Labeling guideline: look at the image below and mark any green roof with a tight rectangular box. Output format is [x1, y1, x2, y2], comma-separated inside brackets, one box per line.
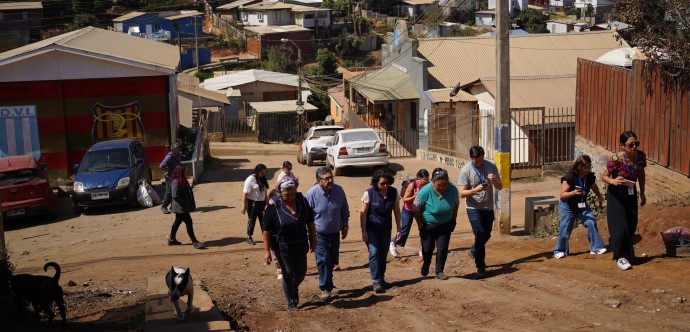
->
[349, 66, 419, 102]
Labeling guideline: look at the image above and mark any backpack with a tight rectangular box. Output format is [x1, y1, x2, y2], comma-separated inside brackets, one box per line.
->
[400, 179, 417, 198]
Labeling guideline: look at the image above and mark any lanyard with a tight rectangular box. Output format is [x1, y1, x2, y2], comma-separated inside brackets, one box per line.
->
[471, 163, 486, 184]
[622, 152, 638, 180]
[577, 176, 587, 202]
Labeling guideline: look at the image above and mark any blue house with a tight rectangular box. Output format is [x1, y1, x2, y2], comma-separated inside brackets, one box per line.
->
[113, 10, 210, 70]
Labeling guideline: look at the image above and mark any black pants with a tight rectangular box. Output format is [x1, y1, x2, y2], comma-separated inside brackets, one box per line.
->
[421, 221, 456, 275]
[161, 174, 172, 208]
[606, 188, 638, 262]
[246, 199, 265, 236]
[274, 242, 307, 306]
[170, 212, 198, 243]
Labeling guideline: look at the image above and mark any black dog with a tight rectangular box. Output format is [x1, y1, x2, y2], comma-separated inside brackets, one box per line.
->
[11, 262, 67, 327]
[165, 266, 194, 321]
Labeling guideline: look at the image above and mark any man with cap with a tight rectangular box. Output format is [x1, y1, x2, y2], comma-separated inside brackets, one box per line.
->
[160, 143, 182, 214]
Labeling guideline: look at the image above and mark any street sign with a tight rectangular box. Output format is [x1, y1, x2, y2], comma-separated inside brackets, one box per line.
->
[296, 106, 305, 115]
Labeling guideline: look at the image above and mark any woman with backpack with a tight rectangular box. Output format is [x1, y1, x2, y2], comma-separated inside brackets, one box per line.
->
[168, 165, 205, 249]
[389, 169, 429, 258]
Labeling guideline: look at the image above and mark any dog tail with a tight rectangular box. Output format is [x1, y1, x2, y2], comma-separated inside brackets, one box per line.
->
[44, 262, 61, 282]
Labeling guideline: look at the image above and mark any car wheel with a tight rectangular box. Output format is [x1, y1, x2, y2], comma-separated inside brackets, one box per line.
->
[297, 152, 303, 165]
[306, 154, 314, 166]
[334, 165, 343, 176]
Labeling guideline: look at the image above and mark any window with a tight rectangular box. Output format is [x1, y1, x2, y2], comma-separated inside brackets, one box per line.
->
[274, 11, 282, 21]
[154, 24, 162, 31]
[257, 12, 263, 22]
[304, 13, 314, 19]
[242, 12, 248, 21]
[317, 11, 327, 18]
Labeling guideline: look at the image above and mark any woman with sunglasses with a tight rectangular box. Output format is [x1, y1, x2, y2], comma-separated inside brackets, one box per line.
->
[360, 169, 401, 293]
[553, 155, 606, 259]
[602, 131, 647, 271]
[413, 168, 460, 280]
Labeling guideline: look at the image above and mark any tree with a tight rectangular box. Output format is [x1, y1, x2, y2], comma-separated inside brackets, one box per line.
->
[335, 33, 362, 57]
[262, 46, 293, 73]
[448, 25, 479, 37]
[321, 0, 349, 17]
[315, 49, 338, 76]
[66, 13, 99, 31]
[610, 0, 690, 69]
[518, 8, 548, 33]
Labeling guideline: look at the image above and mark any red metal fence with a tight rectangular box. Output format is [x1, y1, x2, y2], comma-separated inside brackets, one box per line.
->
[576, 59, 690, 176]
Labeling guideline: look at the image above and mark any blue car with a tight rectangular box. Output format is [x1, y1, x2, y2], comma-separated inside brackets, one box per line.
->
[72, 139, 151, 213]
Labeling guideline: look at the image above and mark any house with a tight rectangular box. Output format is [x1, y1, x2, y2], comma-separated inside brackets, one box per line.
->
[0, 27, 180, 184]
[401, 0, 438, 21]
[380, 29, 626, 162]
[240, 1, 331, 28]
[177, 74, 235, 125]
[215, 0, 261, 22]
[475, 10, 495, 26]
[248, 100, 318, 143]
[550, 0, 575, 7]
[113, 10, 211, 69]
[546, 19, 586, 33]
[243, 25, 315, 58]
[488, 0, 528, 16]
[0, 2, 42, 52]
[199, 69, 309, 105]
[574, 0, 611, 22]
[328, 85, 347, 125]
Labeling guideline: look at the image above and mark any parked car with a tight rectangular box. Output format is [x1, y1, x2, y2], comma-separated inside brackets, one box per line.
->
[325, 128, 389, 175]
[298, 125, 344, 166]
[71, 139, 151, 213]
[0, 155, 56, 219]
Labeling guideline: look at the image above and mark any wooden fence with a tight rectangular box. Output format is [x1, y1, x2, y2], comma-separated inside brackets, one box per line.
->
[576, 59, 690, 176]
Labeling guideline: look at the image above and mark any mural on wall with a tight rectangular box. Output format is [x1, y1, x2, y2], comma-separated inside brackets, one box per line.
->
[0, 105, 41, 159]
[91, 101, 146, 142]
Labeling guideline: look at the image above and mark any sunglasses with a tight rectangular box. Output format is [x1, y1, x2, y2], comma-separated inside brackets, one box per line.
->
[626, 142, 640, 148]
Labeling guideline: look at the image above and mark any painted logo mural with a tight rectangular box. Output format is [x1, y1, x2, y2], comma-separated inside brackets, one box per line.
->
[0, 105, 41, 159]
[91, 101, 146, 142]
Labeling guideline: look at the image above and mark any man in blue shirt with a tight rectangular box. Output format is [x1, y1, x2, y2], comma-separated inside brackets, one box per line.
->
[305, 166, 350, 302]
[159, 143, 182, 214]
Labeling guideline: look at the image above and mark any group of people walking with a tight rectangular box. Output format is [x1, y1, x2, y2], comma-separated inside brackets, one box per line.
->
[159, 130, 648, 312]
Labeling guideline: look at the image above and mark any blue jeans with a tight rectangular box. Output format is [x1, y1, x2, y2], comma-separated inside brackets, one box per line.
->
[554, 201, 606, 256]
[315, 232, 340, 291]
[367, 227, 391, 283]
[467, 209, 495, 269]
[392, 209, 416, 247]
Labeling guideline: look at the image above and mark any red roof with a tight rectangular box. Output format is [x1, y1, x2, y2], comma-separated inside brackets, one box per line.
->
[0, 155, 38, 172]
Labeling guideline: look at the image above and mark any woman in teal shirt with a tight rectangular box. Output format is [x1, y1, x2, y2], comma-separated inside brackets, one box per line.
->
[413, 168, 459, 280]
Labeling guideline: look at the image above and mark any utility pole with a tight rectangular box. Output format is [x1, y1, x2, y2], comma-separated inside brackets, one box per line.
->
[495, 0, 511, 234]
[194, 15, 199, 73]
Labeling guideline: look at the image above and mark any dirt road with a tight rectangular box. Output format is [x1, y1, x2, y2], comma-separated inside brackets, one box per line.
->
[5, 142, 690, 331]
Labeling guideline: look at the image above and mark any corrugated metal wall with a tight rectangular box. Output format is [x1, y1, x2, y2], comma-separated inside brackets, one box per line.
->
[576, 59, 690, 176]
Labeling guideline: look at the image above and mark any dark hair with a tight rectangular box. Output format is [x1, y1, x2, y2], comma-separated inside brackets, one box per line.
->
[620, 131, 637, 145]
[569, 155, 592, 174]
[431, 168, 449, 182]
[171, 142, 181, 150]
[282, 161, 292, 169]
[469, 146, 485, 158]
[315, 166, 332, 180]
[370, 169, 395, 187]
[416, 169, 429, 179]
[253, 163, 269, 190]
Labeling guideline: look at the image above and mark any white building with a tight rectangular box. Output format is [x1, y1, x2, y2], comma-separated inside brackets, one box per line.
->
[488, 0, 528, 16]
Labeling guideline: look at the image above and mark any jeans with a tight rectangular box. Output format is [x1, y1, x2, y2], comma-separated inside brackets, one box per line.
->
[467, 209, 494, 269]
[392, 209, 417, 247]
[315, 232, 340, 291]
[161, 174, 172, 208]
[367, 227, 391, 283]
[170, 212, 198, 243]
[554, 201, 606, 256]
[420, 221, 455, 275]
[246, 199, 265, 236]
[274, 241, 307, 306]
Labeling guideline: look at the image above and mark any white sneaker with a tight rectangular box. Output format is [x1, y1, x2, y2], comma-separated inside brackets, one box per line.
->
[554, 252, 566, 259]
[277, 273, 283, 280]
[389, 241, 399, 257]
[590, 248, 607, 255]
[617, 258, 631, 270]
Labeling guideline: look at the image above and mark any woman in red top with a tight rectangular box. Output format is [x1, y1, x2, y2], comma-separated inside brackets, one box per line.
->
[602, 131, 646, 271]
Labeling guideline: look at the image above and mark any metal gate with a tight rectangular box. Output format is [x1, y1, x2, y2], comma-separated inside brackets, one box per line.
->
[510, 107, 575, 169]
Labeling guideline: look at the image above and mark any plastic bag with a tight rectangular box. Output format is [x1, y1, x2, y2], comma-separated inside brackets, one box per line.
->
[137, 182, 153, 207]
[144, 181, 161, 205]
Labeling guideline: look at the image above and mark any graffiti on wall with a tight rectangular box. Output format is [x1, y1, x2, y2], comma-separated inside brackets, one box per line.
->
[417, 150, 469, 170]
[91, 101, 146, 142]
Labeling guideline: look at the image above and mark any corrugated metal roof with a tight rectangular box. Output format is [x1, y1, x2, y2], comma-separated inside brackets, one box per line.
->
[328, 85, 347, 108]
[0, 27, 179, 71]
[244, 25, 310, 34]
[244, 1, 294, 10]
[425, 88, 477, 103]
[417, 31, 627, 88]
[250, 100, 318, 113]
[113, 11, 147, 22]
[165, 11, 203, 21]
[199, 69, 302, 90]
[177, 76, 230, 104]
[349, 66, 419, 102]
[0, 2, 42, 10]
[218, 0, 259, 10]
[402, 0, 436, 5]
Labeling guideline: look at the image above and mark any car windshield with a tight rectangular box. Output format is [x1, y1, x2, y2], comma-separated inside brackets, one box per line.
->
[341, 131, 379, 143]
[313, 128, 342, 137]
[0, 168, 39, 186]
[80, 148, 131, 172]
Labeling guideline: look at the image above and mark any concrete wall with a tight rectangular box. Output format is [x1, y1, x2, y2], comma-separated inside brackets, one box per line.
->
[576, 137, 690, 203]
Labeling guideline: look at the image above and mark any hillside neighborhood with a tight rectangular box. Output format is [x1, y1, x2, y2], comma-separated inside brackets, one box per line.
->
[1, 0, 689, 331]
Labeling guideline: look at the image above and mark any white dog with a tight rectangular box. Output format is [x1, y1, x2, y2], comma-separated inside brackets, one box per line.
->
[164, 266, 194, 321]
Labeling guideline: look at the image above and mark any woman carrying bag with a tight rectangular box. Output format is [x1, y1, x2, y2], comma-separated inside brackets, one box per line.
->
[168, 166, 205, 249]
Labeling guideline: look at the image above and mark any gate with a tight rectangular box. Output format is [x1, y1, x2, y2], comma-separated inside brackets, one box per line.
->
[378, 130, 419, 158]
[510, 107, 575, 169]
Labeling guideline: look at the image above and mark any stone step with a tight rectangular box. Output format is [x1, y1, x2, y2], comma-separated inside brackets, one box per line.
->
[144, 276, 231, 332]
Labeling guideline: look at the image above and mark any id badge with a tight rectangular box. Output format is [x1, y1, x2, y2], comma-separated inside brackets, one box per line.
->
[578, 202, 586, 209]
[628, 187, 634, 196]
